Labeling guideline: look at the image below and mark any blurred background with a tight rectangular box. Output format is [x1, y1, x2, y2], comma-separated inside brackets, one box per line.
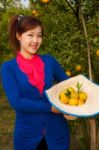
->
[0, 0, 99, 150]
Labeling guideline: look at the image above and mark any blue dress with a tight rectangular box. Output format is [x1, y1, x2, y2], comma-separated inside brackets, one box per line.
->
[1, 55, 70, 150]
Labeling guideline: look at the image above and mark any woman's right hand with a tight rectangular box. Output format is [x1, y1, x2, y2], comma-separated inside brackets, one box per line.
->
[63, 114, 77, 120]
[51, 106, 60, 113]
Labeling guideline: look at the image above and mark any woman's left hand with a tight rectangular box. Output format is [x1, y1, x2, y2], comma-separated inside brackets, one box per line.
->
[63, 114, 77, 120]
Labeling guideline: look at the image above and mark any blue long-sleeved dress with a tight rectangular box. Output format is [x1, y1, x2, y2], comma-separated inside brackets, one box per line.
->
[1, 54, 70, 150]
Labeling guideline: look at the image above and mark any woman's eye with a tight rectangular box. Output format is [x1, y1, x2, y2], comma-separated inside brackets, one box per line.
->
[28, 34, 42, 38]
[28, 34, 33, 37]
[38, 34, 42, 37]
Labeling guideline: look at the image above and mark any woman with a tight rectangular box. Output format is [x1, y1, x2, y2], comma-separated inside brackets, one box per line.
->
[1, 15, 71, 150]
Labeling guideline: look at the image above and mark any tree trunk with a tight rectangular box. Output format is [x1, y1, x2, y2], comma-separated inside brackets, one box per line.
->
[79, 7, 97, 150]
[64, 1, 97, 149]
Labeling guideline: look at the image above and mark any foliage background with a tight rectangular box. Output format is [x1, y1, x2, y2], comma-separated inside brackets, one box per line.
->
[0, 0, 99, 150]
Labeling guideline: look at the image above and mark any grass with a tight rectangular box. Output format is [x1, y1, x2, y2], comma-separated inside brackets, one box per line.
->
[0, 90, 15, 150]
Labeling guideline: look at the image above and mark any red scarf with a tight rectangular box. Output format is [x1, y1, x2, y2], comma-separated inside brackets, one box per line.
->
[16, 52, 45, 95]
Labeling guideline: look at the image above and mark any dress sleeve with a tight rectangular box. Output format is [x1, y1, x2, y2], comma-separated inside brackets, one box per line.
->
[1, 63, 51, 113]
[52, 57, 69, 81]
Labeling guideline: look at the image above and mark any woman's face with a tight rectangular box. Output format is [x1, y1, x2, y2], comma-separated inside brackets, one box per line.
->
[17, 26, 43, 58]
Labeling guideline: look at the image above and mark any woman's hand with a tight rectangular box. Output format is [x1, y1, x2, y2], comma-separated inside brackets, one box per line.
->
[63, 114, 77, 120]
[51, 106, 60, 113]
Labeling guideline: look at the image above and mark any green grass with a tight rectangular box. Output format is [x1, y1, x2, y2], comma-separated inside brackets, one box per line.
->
[0, 93, 15, 150]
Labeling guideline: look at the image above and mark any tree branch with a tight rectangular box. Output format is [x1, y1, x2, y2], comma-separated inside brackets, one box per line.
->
[64, 0, 80, 22]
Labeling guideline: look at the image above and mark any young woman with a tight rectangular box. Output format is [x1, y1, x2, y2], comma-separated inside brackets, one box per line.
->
[1, 15, 71, 150]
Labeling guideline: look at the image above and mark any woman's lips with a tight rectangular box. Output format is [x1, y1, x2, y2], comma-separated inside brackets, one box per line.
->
[31, 45, 38, 50]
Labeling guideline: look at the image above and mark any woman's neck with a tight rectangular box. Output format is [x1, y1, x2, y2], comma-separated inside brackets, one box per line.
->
[20, 50, 35, 60]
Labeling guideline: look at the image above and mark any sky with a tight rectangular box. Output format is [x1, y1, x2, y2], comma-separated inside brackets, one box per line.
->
[20, 0, 30, 8]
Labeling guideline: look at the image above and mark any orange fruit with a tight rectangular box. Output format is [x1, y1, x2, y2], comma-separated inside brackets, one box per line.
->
[78, 99, 85, 105]
[76, 65, 82, 72]
[69, 98, 78, 106]
[71, 91, 78, 99]
[41, 0, 50, 3]
[96, 49, 99, 56]
[59, 93, 69, 104]
[66, 70, 72, 77]
[59, 95, 69, 104]
[32, 10, 37, 14]
[78, 92, 87, 101]
[32, 10, 39, 16]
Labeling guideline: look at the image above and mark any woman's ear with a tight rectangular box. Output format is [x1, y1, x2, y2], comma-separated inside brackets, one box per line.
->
[16, 33, 21, 41]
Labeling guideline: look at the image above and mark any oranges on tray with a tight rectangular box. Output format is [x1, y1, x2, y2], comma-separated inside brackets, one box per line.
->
[59, 82, 87, 106]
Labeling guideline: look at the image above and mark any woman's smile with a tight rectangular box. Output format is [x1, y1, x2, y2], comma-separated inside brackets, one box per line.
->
[30, 44, 38, 50]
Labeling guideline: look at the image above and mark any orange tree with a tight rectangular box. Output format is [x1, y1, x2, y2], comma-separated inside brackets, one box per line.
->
[30, 0, 99, 81]
[30, 0, 87, 74]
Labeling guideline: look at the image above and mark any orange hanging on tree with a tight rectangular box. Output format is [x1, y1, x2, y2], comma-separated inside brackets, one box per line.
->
[32, 10, 39, 17]
[40, 0, 50, 4]
[96, 49, 99, 57]
[76, 65, 82, 72]
[66, 70, 72, 77]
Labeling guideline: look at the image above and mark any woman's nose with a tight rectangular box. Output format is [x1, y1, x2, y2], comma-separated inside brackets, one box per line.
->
[32, 36, 38, 42]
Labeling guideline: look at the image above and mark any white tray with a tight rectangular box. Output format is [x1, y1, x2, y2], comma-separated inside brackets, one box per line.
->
[45, 75, 99, 117]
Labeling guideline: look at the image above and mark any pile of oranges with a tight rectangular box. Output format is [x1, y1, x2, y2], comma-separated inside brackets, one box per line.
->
[59, 82, 87, 106]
